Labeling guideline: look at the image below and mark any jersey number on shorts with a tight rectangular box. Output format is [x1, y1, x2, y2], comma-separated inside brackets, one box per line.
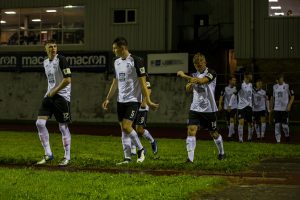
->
[130, 111, 136, 119]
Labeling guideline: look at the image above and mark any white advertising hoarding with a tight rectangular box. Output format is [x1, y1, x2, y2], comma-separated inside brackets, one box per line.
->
[147, 53, 188, 74]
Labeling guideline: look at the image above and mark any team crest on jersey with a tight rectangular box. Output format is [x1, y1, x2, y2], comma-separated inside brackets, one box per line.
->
[139, 67, 145, 74]
[119, 72, 126, 82]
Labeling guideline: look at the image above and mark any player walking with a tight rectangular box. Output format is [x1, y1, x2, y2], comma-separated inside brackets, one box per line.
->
[252, 79, 269, 140]
[229, 71, 253, 142]
[218, 76, 238, 139]
[36, 39, 72, 166]
[131, 75, 158, 156]
[102, 37, 159, 164]
[270, 74, 294, 143]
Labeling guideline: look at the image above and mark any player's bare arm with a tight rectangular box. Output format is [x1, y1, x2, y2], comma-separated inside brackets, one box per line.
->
[48, 77, 71, 97]
[287, 95, 294, 112]
[177, 71, 209, 85]
[102, 78, 118, 111]
[139, 76, 159, 111]
[218, 96, 223, 111]
[141, 88, 152, 107]
[269, 96, 274, 112]
[185, 82, 193, 93]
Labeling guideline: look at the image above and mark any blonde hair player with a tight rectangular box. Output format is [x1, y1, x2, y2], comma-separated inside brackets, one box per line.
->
[177, 53, 225, 162]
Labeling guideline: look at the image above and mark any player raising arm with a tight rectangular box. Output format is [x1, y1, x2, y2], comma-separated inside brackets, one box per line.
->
[177, 52, 225, 163]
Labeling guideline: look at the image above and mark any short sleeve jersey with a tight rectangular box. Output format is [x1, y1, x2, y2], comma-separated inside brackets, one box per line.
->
[114, 54, 146, 103]
[272, 83, 294, 111]
[43, 54, 71, 101]
[220, 85, 237, 109]
[190, 68, 218, 113]
[253, 88, 267, 112]
[237, 81, 253, 109]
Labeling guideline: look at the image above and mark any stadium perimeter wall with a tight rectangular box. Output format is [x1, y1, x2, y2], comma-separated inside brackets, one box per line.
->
[0, 72, 192, 124]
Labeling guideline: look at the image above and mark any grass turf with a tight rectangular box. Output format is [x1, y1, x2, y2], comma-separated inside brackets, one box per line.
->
[0, 167, 226, 200]
[1, 131, 300, 172]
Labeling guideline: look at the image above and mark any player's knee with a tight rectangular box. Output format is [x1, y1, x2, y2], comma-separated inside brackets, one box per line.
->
[210, 131, 219, 139]
[136, 126, 144, 135]
[229, 118, 235, 123]
[238, 119, 244, 126]
[36, 119, 46, 128]
[122, 124, 133, 134]
[187, 126, 197, 136]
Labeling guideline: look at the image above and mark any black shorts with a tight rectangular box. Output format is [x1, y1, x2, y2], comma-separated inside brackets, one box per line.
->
[117, 102, 140, 122]
[225, 109, 237, 121]
[38, 94, 71, 123]
[188, 111, 217, 132]
[253, 110, 266, 122]
[274, 111, 289, 124]
[237, 106, 252, 122]
[134, 110, 148, 127]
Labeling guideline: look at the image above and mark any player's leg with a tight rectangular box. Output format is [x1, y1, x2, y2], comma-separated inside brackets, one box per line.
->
[274, 111, 282, 143]
[36, 116, 54, 164]
[117, 102, 132, 164]
[121, 103, 145, 163]
[246, 107, 253, 141]
[253, 112, 261, 139]
[225, 111, 230, 135]
[260, 112, 267, 139]
[281, 111, 290, 142]
[53, 95, 72, 166]
[228, 109, 236, 139]
[36, 97, 54, 164]
[135, 110, 158, 154]
[186, 111, 199, 163]
[237, 109, 245, 142]
[206, 113, 225, 160]
[186, 125, 197, 163]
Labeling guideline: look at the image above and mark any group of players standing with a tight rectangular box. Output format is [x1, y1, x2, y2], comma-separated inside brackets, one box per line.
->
[218, 72, 295, 143]
[34, 36, 294, 166]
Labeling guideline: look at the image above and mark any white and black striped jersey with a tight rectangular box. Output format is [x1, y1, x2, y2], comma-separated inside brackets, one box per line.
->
[272, 83, 294, 111]
[43, 54, 71, 102]
[231, 81, 253, 109]
[220, 85, 237, 109]
[253, 88, 267, 112]
[114, 54, 146, 103]
[190, 68, 218, 113]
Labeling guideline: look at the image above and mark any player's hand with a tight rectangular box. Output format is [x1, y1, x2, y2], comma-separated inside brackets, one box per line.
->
[287, 106, 292, 112]
[147, 100, 159, 111]
[185, 82, 193, 92]
[102, 99, 110, 111]
[189, 77, 199, 84]
[47, 91, 55, 97]
[177, 71, 185, 77]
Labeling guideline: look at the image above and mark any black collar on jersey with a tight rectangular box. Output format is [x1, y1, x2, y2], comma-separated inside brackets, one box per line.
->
[199, 67, 208, 74]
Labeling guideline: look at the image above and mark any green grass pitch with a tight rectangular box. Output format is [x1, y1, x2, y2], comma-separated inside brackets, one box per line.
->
[1, 131, 300, 199]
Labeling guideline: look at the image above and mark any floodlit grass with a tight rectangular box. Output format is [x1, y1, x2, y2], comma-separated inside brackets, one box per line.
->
[0, 167, 226, 200]
[1, 131, 300, 172]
